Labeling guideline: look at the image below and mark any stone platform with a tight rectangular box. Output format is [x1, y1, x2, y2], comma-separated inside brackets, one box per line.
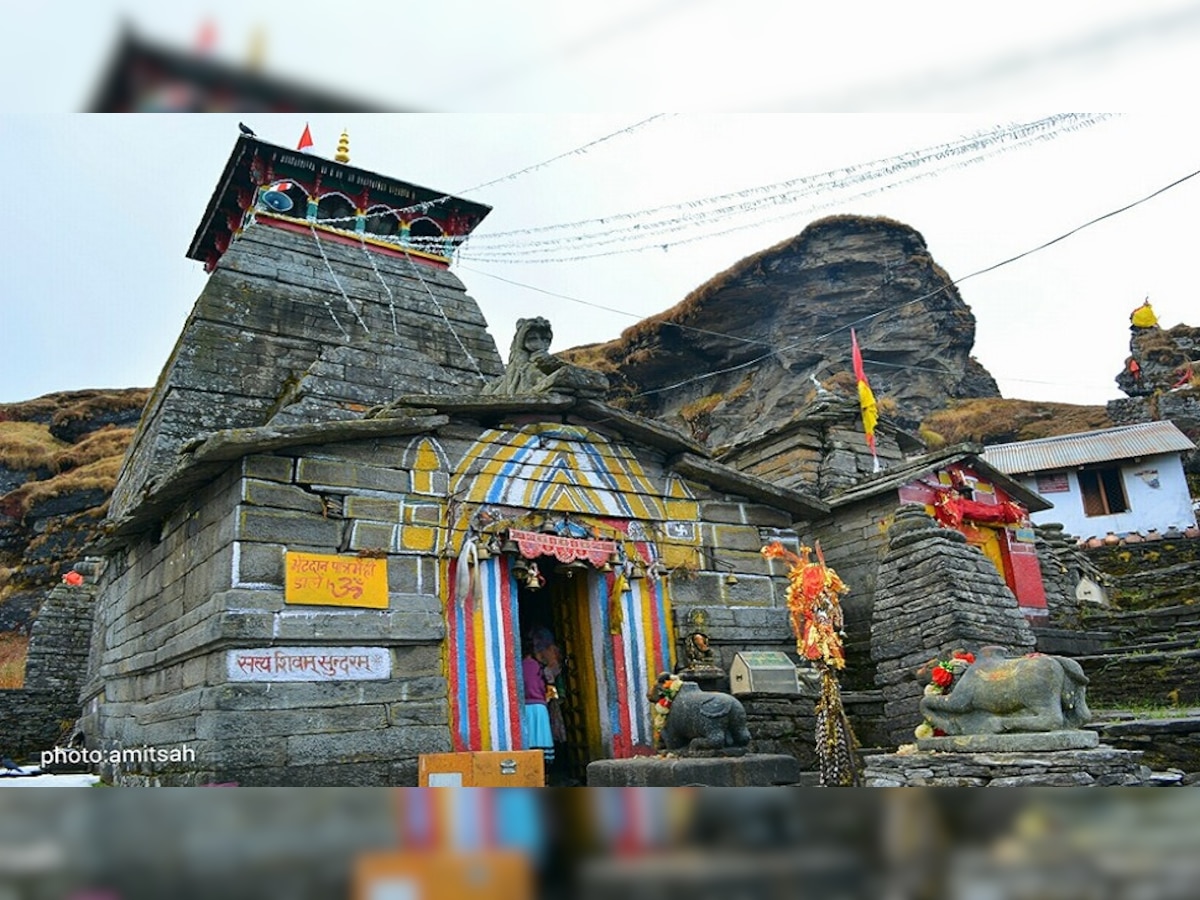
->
[587, 753, 802, 786]
[916, 730, 1099, 753]
[865, 738, 1149, 786]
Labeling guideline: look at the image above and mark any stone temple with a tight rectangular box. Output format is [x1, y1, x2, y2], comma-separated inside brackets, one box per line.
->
[82, 134, 833, 785]
[79, 134, 1072, 785]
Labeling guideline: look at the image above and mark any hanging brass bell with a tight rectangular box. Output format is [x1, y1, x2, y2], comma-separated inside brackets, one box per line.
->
[556, 559, 589, 578]
[524, 563, 544, 590]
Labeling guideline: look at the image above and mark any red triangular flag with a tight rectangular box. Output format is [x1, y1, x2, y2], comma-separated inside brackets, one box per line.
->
[297, 123, 314, 152]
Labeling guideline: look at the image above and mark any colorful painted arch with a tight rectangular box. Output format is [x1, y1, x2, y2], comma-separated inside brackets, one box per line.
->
[451, 424, 669, 521]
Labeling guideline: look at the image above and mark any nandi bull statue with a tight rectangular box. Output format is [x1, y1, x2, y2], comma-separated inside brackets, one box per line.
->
[918, 645, 1091, 736]
[649, 673, 751, 754]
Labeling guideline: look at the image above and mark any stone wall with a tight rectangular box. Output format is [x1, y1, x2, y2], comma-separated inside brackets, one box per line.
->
[111, 224, 503, 521]
[1091, 716, 1200, 774]
[721, 397, 911, 498]
[85, 444, 449, 786]
[870, 504, 1036, 747]
[0, 577, 97, 761]
[0, 688, 74, 762]
[864, 746, 1149, 786]
[664, 497, 805, 666]
[810, 492, 895, 690]
[741, 689, 887, 768]
[1077, 648, 1200, 708]
[1081, 535, 1199, 609]
[1032, 522, 1109, 639]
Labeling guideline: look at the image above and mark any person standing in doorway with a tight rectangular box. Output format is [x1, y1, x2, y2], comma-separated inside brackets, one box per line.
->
[522, 642, 555, 772]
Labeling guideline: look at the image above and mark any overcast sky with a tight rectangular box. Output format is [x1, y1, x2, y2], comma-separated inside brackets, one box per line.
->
[2, 3, 1200, 412]
[3, 112, 1197, 411]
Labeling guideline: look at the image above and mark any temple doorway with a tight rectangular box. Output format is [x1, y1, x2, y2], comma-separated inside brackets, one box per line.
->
[517, 561, 598, 786]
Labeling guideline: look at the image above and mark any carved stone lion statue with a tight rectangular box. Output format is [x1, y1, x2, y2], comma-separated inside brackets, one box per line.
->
[650, 673, 751, 754]
[919, 645, 1091, 735]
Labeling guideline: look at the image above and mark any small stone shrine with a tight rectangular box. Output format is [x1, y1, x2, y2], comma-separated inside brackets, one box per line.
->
[867, 578, 1149, 784]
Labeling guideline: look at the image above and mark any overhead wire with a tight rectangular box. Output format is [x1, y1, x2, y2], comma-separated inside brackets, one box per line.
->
[633, 163, 1200, 397]
[456, 115, 1112, 262]
[462, 115, 1103, 243]
[454, 114, 673, 194]
[308, 115, 675, 225]
[457, 161, 1200, 401]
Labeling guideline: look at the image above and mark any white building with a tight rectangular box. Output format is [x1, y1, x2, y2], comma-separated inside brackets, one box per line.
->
[982, 421, 1197, 540]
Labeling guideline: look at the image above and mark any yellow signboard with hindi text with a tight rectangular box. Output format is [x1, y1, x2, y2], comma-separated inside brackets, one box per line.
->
[285, 551, 389, 609]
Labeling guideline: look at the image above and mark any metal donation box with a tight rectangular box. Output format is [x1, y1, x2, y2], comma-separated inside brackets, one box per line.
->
[729, 651, 801, 694]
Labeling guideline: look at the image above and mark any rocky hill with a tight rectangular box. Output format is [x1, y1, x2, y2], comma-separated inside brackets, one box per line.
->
[1111, 318, 1200, 479]
[563, 215, 1001, 451]
[0, 388, 147, 685]
[919, 397, 1113, 448]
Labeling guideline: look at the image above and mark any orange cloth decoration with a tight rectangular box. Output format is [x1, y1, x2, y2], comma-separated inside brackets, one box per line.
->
[761, 541, 849, 670]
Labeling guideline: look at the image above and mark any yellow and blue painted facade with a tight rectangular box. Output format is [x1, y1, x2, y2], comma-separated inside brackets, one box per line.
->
[440, 423, 695, 759]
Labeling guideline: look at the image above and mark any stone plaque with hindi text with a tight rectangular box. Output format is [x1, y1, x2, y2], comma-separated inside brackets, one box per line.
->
[227, 646, 391, 682]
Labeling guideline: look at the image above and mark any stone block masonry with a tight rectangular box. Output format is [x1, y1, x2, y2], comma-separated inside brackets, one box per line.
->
[0, 577, 99, 761]
[85, 435, 457, 784]
[111, 224, 503, 521]
[864, 746, 1150, 786]
[870, 504, 1036, 747]
[811, 492, 896, 691]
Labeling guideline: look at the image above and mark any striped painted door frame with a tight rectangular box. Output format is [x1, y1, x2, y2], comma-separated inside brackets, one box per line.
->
[445, 549, 675, 759]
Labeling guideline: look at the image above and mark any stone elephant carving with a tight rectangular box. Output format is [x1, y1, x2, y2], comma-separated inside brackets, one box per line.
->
[919, 646, 1091, 735]
[651, 674, 751, 753]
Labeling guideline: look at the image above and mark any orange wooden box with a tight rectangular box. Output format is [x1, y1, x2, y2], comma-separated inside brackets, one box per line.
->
[418, 750, 544, 787]
[353, 851, 532, 900]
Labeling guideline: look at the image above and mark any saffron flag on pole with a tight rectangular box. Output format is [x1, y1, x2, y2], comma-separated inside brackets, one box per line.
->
[297, 123, 314, 152]
[851, 328, 880, 470]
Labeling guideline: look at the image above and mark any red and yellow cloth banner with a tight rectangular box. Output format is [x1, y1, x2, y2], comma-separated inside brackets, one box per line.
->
[850, 329, 878, 456]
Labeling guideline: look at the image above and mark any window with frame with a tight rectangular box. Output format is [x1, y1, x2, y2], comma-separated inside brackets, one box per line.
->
[1078, 466, 1129, 516]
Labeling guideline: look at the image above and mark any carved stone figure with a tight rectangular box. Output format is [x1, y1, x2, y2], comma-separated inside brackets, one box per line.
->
[682, 631, 720, 670]
[483, 317, 609, 398]
[650, 673, 750, 754]
[919, 646, 1091, 735]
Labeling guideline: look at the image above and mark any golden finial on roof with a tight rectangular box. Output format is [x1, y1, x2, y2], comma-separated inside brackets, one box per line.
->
[335, 129, 350, 163]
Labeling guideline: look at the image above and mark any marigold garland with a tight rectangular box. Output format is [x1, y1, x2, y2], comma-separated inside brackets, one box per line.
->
[649, 674, 684, 751]
[761, 541, 849, 670]
[914, 650, 976, 739]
